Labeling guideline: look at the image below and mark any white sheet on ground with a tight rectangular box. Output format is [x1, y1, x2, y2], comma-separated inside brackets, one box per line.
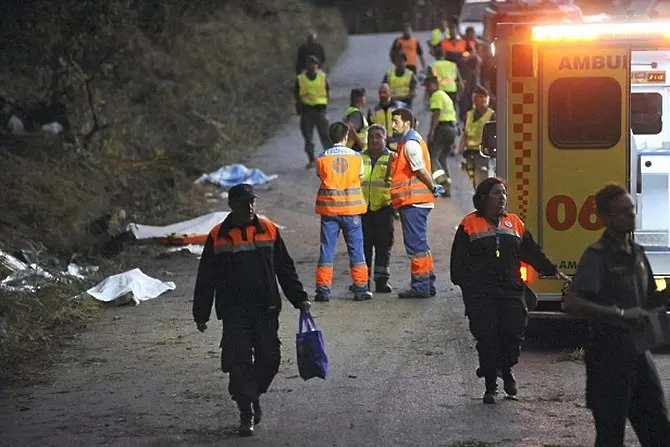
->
[128, 212, 284, 241]
[167, 244, 204, 257]
[86, 268, 176, 305]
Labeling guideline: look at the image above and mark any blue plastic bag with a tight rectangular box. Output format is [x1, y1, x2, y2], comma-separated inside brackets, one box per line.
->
[296, 313, 328, 380]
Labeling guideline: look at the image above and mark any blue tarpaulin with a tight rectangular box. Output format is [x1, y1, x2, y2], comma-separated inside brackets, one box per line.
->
[195, 164, 278, 189]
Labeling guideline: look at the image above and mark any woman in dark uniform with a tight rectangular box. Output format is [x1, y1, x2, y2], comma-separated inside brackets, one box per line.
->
[450, 177, 568, 403]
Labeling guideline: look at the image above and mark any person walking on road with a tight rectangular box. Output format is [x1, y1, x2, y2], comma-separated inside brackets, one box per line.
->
[361, 124, 396, 293]
[343, 88, 369, 152]
[564, 183, 670, 446]
[383, 53, 417, 110]
[450, 177, 568, 404]
[295, 55, 330, 169]
[296, 31, 326, 75]
[192, 183, 311, 437]
[424, 75, 458, 197]
[314, 122, 373, 302]
[428, 46, 461, 115]
[389, 23, 426, 74]
[390, 108, 445, 299]
[367, 83, 406, 151]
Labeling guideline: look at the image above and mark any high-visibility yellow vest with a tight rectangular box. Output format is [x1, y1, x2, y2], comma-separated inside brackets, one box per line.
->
[386, 68, 413, 99]
[431, 60, 458, 93]
[362, 150, 393, 212]
[297, 70, 328, 106]
[465, 108, 495, 149]
[343, 106, 368, 151]
[430, 28, 451, 46]
[430, 90, 457, 122]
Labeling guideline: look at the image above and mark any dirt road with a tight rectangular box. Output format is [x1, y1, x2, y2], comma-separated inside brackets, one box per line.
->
[1, 32, 667, 447]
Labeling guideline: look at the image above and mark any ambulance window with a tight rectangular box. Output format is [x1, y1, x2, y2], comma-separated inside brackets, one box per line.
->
[549, 77, 621, 149]
[631, 93, 663, 135]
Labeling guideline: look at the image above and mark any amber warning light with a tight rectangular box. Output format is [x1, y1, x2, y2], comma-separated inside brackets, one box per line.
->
[532, 22, 670, 41]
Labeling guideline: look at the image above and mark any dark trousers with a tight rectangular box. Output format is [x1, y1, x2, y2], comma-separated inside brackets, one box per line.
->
[429, 121, 457, 183]
[299, 106, 330, 162]
[362, 206, 395, 281]
[590, 353, 670, 446]
[464, 294, 528, 380]
[220, 311, 281, 405]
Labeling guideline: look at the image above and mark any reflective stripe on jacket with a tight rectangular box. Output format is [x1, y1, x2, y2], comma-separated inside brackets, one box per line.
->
[315, 145, 367, 216]
[390, 129, 435, 208]
[465, 108, 495, 149]
[297, 70, 328, 106]
[362, 150, 393, 212]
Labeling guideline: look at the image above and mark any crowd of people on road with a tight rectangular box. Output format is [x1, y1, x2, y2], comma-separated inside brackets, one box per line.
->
[191, 25, 670, 446]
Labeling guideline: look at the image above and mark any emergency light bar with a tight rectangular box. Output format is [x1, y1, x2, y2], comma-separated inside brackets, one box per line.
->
[532, 22, 670, 41]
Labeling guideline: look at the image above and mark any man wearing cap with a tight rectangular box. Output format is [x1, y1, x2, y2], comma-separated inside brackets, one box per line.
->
[424, 75, 458, 197]
[295, 55, 331, 168]
[193, 183, 311, 437]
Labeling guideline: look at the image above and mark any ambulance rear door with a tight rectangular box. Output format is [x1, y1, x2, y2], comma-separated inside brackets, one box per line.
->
[536, 44, 629, 278]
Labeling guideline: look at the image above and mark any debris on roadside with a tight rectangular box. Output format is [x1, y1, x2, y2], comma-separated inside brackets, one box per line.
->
[195, 163, 278, 190]
[85, 268, 176, 305]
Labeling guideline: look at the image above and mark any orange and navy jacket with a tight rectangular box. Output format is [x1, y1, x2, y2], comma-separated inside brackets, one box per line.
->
[192, 214, 307, 323]
[450, 211, 557, 295]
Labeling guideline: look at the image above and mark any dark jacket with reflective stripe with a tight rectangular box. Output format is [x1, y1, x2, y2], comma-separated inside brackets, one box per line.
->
[450, 211, 558, 296]
[192, 214, 307, 323]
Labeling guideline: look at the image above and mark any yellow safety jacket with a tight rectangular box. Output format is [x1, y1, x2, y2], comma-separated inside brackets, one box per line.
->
[343, 106, 368, 151]
[465, 108, 495, 149]
[430, 28, 451, 47]
[368, 101, 403, 151]
[431, 60, 458, 93]
[386, 68, 413, 99]
[297, 70, 328, 106]
[362, 150, 393, 212]
[430, 90, 457, 122]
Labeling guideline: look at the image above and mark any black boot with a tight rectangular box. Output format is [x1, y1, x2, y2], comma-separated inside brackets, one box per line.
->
[502, 369, 517, 397]
[237, 402, 254, 437]
[483, 377, 498, 404]
[252, 398, 262, 425]
[375, 279, 392, 293]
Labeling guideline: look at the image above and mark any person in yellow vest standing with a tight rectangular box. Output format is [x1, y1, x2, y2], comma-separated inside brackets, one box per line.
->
[458, 85, 496, 154]
[343, 88, 368, 152]
[382, 53, 417, 109]
[367, 83, 407, 151]
[389, 23, 426, 74]
[424, 76, 458, 198]
[390, 108, 445, 298]
[361, 124, 396, 293]
[294, 55, 330, 169]
[314, 122, 374, 302]
[428, 46, 461, 115]
[428, 19, 450, 57]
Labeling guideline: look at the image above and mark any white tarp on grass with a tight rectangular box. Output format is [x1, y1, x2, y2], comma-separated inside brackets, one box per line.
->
[86, 268, 176, 305]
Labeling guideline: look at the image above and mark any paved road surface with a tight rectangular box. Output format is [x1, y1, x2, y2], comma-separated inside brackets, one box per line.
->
[1, 31, 667, 447]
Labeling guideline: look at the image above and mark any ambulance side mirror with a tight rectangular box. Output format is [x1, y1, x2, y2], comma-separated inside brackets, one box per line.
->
[482, 121, 497, 154]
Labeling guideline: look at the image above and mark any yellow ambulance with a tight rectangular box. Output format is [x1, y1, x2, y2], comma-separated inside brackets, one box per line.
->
[487, 19, 670, 317]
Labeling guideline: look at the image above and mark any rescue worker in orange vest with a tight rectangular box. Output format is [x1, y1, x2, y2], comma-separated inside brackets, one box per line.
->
[193, 183, 311, 436]
[314, 122, 373, 302]
[450, 178, 567, 404]
[424, 75, 458, 198]
[367, 83, 407, 151]
[343, 88, 368, 152]
[441, 16, 467, 56]
[295, 55, 330, 169]
[390, 23, 426, 74]
[390, 108, 445, 298]
[382, 53, 417, 109]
